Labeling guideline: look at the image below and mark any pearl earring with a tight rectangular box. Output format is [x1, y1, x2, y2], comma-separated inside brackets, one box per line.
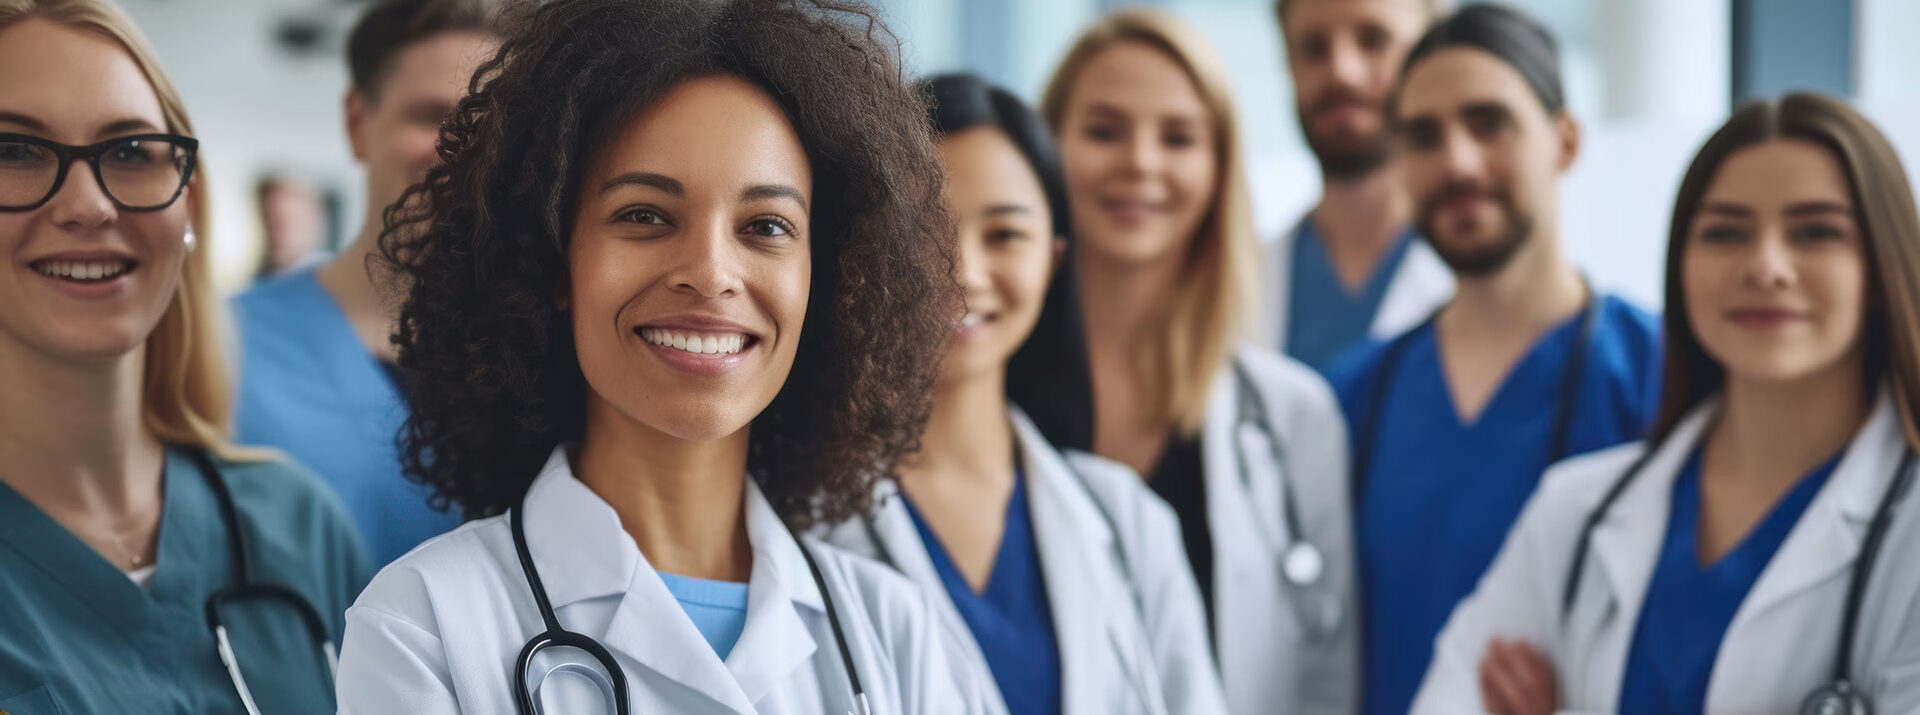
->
[184, 228, 197, 253]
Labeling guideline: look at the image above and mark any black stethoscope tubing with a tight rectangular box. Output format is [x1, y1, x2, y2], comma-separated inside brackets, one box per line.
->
[508, 487, 872, 715]
[1559, 440, 1914, 715]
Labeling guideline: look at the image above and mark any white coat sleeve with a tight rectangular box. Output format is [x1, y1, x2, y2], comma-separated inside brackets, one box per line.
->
[1138, 506, 1234, 715]
[895, 586, 995, 714]
[1409, 475, 1571, 715]
[335, 603, 463, 714]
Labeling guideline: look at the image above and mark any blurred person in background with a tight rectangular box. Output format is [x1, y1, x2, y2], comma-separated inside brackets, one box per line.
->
[0, 1, 368, 712]
[1042, 10, 1357, 715]
[1415, 92, 1920, 715]
[1326, 6, 1660, 714]
[251, 174, 330, 279]
[821, 72, 1228, 715]
[1261, 0, 1453, 373]
[230, 0, 498, 568]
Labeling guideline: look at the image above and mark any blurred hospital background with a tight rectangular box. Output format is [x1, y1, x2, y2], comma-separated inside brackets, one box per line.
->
[120, 0, 1920, 308]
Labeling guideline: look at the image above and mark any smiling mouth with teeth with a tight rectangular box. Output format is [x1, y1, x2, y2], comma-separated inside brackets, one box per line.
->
[637, 327, 752, 355]
[32, 260, 135, 282]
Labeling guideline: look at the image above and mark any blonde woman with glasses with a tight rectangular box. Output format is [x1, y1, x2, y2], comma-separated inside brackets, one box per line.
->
[0, 2, 369, 713]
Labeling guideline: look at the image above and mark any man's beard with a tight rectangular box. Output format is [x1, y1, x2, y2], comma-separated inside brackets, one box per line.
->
[1298, 88, 1393, 181]
[1416, 181, 1533, 278]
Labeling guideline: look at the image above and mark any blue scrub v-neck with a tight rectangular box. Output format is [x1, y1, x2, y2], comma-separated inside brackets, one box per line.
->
[1618, 448, 1840, 715]
[1286, 220, 1418, 373]
[1331, 294, 1661, 715]
[902, 470, 1063, 715]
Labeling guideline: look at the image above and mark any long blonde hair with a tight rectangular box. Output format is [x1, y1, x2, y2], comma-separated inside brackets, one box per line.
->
[0, 0, 238, 456]
[1041, 8, 1259, 436]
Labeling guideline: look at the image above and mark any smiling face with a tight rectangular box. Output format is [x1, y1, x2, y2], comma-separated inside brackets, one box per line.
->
[1683, 139, 1869, 386]
[1395, 48, 1576, 277]
[1282, 0, 1428, 179]
[1057, 41, 1218, 269]
[568, 74, 812, 444]
[0, 18, 191, 363]
[939, 126, 1061, 385]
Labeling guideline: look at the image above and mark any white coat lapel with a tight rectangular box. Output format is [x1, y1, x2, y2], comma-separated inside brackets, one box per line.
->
[726, 481, 826, 706]
[1260, 217, 1303, 351]
[1370, 237, 1454, 341]
[1016, 410, 1164, 714]
[1565, 404, 1711, 707]
[1707, 395, 1906, 708]
[523, 450, 753, 712]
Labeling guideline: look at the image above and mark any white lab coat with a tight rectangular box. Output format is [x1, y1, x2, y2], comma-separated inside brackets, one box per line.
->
[1414, 392, 1920, 714]
[1204, 347, 1359, 715]
[1258, 216, 1454, 353]
[819, 408, 1230, 715]
[334, 447, 988, 714]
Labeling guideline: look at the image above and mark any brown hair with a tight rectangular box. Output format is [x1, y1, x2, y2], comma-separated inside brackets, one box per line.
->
[1039, 8, 1256, 436]
[1653, 93, 1920, 451]
[0, 0, 240, 456]
[347, 0, 497, 99]
[1273, 0, 1446, 29]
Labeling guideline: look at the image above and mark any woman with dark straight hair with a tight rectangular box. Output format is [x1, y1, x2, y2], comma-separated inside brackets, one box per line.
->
[1414, 93, 1920, 715]
[820, 73, 1227, 715]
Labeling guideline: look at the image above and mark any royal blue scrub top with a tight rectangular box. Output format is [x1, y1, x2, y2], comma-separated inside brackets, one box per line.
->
[657, 572, 751, 660]
[1617, 448, 1840, 714]
[232, 269, 462, 567]
[904, 471, 1063, 715]
[0, 447, 371, 714]
[1329, 294, 1661, 715]
[1286, 220, 1419, 373]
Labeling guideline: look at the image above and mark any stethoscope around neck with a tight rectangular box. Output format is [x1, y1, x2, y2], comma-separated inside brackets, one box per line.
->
[507, 491, 875, 715]
[1560, 442, 1917, 715]
[1228, 358, 1340, 637]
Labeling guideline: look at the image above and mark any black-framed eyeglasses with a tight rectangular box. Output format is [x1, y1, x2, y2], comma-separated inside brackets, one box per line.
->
[0, 133, 198, 212]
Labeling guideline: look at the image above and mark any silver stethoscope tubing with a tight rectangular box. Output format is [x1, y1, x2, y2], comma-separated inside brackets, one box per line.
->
[508, 491, 875, 715]
[1561, 445, 1917, 715]
[1228, 359, 1327, 592]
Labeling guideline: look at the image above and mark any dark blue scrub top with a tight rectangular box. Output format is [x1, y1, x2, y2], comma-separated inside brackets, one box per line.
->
[1285, 219, 1418, 373]
[0, 447, 371, 715]
[903, 471, 1063, 715]
[232, 269, 462, 567]
[1618, 448, 1840, 715]
[1329, 294, 1661, 715]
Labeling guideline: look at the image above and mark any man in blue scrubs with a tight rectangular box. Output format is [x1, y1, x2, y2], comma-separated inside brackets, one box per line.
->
[1265, 0, 1454, 372]
[1327, 7, 1660, 714]
[232, 0, 498, 567]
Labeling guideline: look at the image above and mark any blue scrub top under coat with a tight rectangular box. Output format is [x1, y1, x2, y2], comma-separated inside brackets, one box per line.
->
[232, 269, 462, 567]
[1618, 448, 1841, 715]
[656, 572, 751, 660]
[1286, 220, 1418, 373]
[1329, 294, 1661, 715]
[0, 446, 371, 714]
[903, 471, 1063, 715]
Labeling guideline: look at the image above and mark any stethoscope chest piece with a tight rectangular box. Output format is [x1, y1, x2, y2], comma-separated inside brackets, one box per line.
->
[1282, 541, 1325, 587]
[1802, 681, 1871, 715]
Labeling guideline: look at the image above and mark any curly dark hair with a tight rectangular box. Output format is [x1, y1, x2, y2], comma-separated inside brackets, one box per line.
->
[379, 0, 957, 526]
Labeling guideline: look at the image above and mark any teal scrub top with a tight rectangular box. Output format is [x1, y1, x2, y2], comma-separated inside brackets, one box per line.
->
[0, 446, 372, 715]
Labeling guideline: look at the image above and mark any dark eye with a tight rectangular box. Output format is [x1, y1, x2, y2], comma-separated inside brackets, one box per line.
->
[1400, 122, 1441, 152]
[1083, 124, 1121, 143]
[617, 207, 669, 225]
[1465, 113, 1507, 141]
[1163, 131, 1197, 149]
[986, 227, 1028, 245]
[105, 141, 158, 165]
[1698, 224, 1746, 244]
[0, 141, 47, 165]
[744, 217, 796, 238]
[1358, 26, 1391, 53]
[1295, 35, 1329, 63]
[1790, 222, 1846, 243]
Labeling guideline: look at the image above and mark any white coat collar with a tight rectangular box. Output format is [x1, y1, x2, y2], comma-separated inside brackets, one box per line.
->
[516, 446, 826, 711]
[1577, 391, 1907, 707]
[859, 409, 1155, 714]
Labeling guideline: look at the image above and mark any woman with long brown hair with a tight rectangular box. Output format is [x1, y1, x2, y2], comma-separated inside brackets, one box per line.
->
[1415, 93, 1920, 715]
[1041, 9, 1354, 715]
[0, 1, 369, 713]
